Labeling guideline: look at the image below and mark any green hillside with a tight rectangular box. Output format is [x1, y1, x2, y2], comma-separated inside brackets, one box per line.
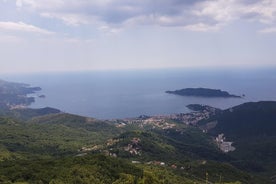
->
[210, 101, 276, 138]
[0, 114, 123, 158]
[0, 111, 261, 183]
[200, 101, 276, 179]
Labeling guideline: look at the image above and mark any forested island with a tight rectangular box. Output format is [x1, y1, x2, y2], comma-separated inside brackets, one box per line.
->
[166, 88, 241, 98]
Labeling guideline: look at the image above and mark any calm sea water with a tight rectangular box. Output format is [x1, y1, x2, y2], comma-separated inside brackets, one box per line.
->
[2, 68, 276, 119]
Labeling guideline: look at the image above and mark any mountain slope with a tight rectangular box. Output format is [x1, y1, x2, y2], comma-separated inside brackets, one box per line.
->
[201, 101, 276, 178]
[0, 114, 122, 158]
[210, 101, 276, 138]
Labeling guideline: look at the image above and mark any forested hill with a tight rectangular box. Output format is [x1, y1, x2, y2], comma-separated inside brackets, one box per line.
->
[208, 101, 276, 138]
[201, 101, 276, 176]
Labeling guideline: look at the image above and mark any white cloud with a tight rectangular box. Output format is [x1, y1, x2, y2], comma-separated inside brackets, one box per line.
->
[11, 0, 276, 33]
[16, 0, 65, 9]
[193, 0, 242, 22]
[0, 21, 54, 34]
[13, 0, 196, 28]
[184, 23, 220, 32]
[0, 35, 22, 43]
[192, 0, 276, 32]
[259, 27, 276, 33]
[98, 25, 122, 35]
[123, 14, 185, 27]
[243, 0, 276, 24]
[40, 12, 91, 26]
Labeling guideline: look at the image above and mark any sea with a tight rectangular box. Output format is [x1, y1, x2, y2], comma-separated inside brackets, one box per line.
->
[2, 68, 276, 119]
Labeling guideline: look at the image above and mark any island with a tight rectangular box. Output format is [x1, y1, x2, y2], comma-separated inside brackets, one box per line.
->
[166, 88, 241, 98]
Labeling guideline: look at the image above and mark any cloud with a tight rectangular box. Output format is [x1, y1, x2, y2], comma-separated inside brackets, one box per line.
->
[15, 0, 65, 9]
[192, 0, 275, 26]
[243, 0, 276, 24]
[40, 12, 91, 26]
[193, 0, 242, 23]
[184, 23, 220, 32]
[12, 0, 276, 33]
[259, 27, 276, 33]
[0, 35, 22, 43]
[98, 25, 122, 35]
[191, 0, 276, 32]
[0, 21, 54, 34]
[13, 0, 202, 27]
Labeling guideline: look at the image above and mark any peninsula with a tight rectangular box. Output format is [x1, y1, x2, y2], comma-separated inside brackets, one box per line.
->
[166, 88, 241, 98]
[0, 79, 41, 109]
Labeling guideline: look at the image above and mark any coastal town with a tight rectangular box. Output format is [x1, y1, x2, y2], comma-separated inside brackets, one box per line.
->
[114, 104, 219, 130]
[215, 134, 236, 153]
[79, 104, 234, 163]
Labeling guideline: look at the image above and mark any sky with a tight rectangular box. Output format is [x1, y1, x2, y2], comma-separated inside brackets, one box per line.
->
[1, 0, 276, 73]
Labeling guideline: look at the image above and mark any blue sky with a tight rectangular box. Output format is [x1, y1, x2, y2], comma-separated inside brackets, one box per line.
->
[1, 0, 276, 73]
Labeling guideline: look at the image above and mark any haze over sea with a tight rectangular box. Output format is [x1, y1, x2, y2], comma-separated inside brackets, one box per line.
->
[2, 68, 276, 119]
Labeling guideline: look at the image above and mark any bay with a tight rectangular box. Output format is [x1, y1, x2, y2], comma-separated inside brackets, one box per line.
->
[2, 68, 276, 119]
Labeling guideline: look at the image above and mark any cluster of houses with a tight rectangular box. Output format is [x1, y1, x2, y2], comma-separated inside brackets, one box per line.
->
[120, 117, 176, 130]
[117, 104, 217, 129]
[131, 160, 192, 171]
[124, 137, 142, 155]
[215, 134, 236, 153]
